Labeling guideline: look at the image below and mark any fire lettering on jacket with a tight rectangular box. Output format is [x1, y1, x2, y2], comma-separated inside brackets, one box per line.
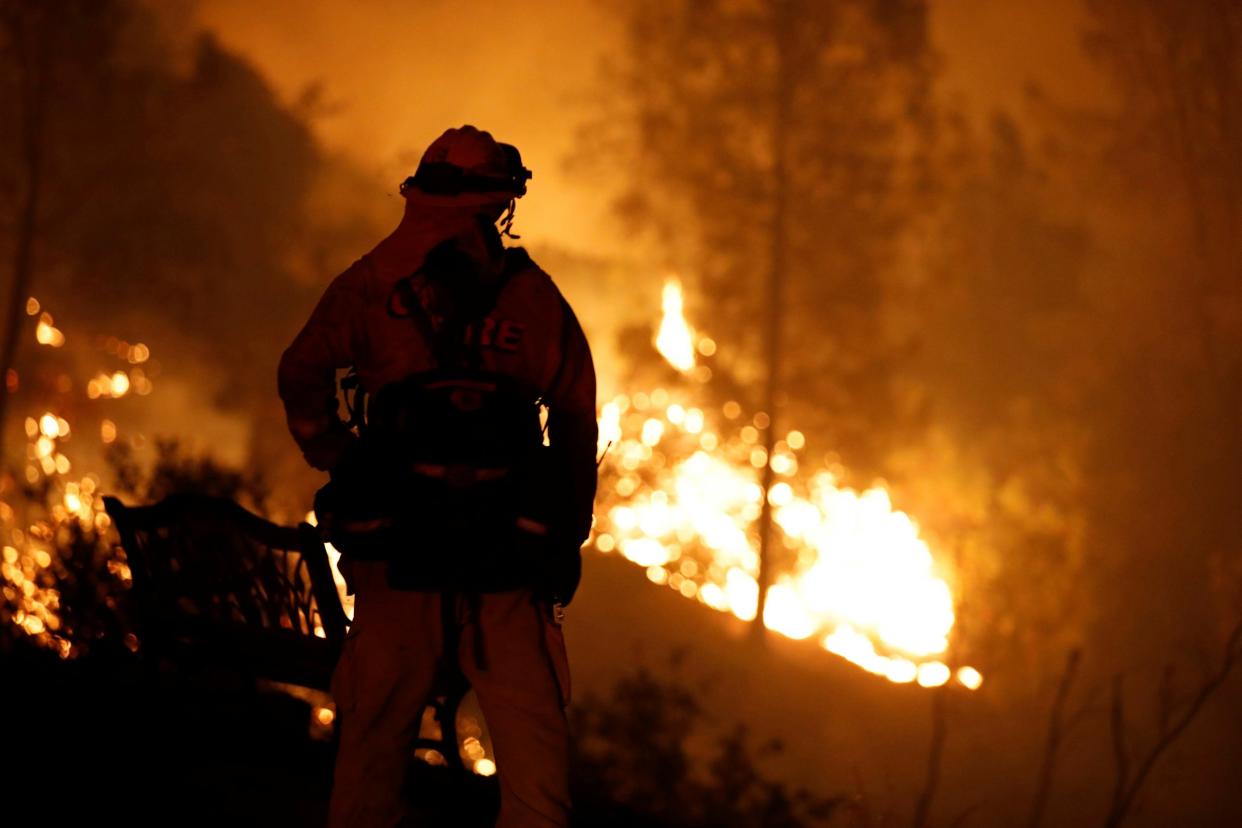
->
[473, 318, 524, 353]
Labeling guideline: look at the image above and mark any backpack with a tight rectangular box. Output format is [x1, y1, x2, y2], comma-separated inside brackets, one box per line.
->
[314, 242, 556, 592]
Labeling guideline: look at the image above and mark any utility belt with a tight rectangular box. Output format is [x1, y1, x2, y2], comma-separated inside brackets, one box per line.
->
[313, 369, 567, 594]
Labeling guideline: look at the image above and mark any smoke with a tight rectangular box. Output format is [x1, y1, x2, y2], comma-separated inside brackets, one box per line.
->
[191, 0, 623, 257]
[186, 0, 1115, 240]
[932, 0, 1110, 120]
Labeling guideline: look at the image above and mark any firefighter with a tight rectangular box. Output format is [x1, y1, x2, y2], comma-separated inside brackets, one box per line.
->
[278, 125, 597, 828]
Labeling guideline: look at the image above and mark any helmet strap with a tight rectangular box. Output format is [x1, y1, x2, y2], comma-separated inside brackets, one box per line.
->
[498, 199, 521, 240]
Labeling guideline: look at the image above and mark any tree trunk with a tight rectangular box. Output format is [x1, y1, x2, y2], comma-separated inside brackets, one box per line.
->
[0, 6, 50, 470]
[752, 0, 794, 643]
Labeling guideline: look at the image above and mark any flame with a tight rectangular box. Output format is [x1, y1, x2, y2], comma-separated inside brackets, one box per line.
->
[4, 285, 979, 697]
[593, 390, 978, 687]
[956, 665, 984, 690]
[306, 511, 356, 623]
[594, 279, 981, 689]
[2, 307, 151, 654]
[1, 408, 116, 657]
[654, 279, 696, 372]
[35, 312, 65, 348]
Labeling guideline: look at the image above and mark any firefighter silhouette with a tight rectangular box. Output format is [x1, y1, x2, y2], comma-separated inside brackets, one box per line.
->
[279, 126, 597, 828]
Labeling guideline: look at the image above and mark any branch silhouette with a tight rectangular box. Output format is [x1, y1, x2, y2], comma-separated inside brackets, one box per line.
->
[912, 687, 949, 828]
[1026, 649, 1081, 828]
[1104, 623, 1242, 828]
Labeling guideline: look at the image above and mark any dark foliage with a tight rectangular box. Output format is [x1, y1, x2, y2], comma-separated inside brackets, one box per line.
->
[0, 438, 268, 655]
[571, 667, 842, 827]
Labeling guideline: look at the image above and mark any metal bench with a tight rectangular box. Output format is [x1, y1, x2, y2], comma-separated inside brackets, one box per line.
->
[104, 494, 469, 768]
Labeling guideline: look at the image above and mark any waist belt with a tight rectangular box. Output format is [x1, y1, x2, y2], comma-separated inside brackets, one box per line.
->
[410, 463, 511, 484]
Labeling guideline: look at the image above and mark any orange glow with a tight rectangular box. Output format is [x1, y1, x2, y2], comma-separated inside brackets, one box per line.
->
[655, 279, 696, 372]
[35, 312, 65, 347]
[307, 511, 356, 622]
[462, 736, 486, 762]
[594, 282, 982, 689]
[39, 414, 60, 438]
[956, 666, 984, 690]
[88, 370, 137, 399]
[2, 304, 161, 652]
[917, 661, 952, 688]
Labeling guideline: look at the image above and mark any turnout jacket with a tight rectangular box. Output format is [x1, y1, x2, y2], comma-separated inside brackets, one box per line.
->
[278, 213, 598, 577]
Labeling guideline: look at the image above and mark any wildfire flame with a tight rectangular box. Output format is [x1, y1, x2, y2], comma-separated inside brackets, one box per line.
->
[594, 280, 981, 689]
[3, 407, 118, 658]
[2, 297, 141, 657]
[654, 279, 696, 373]
[5, 286, 979, 693]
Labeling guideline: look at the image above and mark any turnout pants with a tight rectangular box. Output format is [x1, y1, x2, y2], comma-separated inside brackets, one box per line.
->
[327, 562, 572, 828]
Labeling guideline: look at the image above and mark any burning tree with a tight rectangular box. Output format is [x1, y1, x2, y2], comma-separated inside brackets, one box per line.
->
[588, 277, 981, 689]
[589, 0, 937, 638]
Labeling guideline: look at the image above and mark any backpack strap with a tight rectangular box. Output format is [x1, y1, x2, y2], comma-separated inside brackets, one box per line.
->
[492, 247, 568, 406]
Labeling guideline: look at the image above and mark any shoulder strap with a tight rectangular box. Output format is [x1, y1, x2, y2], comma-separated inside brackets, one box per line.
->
[497, 248, 571, 405]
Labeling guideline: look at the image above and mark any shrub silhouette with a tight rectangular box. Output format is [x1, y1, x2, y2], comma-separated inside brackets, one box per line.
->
[570, 667, 841, 827]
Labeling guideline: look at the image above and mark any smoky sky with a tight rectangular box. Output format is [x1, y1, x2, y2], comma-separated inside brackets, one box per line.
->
[186, 0, 1111, 257]
[188, 0, 621, 255]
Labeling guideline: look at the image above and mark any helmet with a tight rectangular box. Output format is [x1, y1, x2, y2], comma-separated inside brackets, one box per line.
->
[400, 125, 532, 208]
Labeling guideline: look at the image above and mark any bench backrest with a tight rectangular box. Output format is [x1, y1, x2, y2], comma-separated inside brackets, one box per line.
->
[104, 494, 348, 690]
[105, 493, 471, 771]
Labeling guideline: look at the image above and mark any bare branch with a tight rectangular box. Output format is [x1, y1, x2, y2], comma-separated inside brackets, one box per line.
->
[1107, 673, 1130, 824]
[1026, 649, 1081, 828]
[0, 1, 52, 464]
[1103, 622, 1242, 828]
[912, 687, 949, 828]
